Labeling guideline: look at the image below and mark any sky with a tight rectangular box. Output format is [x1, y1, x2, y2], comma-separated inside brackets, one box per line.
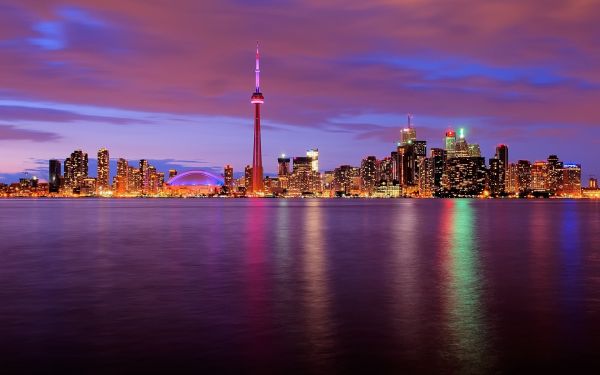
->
[1, 0, 599, 182]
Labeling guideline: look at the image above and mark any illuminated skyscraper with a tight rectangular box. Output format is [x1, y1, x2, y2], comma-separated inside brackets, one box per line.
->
[224, 165, 234, 192]
[306, 149, 319, 173]
[244, 165, 253, 192]
[290, 157, 319, 194]
[516, 160, 532, 196]
[278, 155, 290, 177]
[360, 156, 377, 195]
[49, 159, 61, 193]
[489, 144, 508, 196]
[445, 130, 457, 158]
[64, 157, 72, 189]
[400, 114, 417, 146]
[66, 150, 88, 193]
[454, 128, 470, 158]
[547, 154, 563, 196]
[562, 163, 582, 197]
[531, 161, 548, 192]
[442, 156, 486, 197]
[97, 148, 110, 192]
[430, 148, 446, 194]
[128, 166, 140, 193]
[250, 42, 265, 193]
[116, 158, 128, 194]
[168, 169, 178, 179]
[139, 159, 149, 194]
[396, 144, 416, 186]
[333, 165, 356, 195]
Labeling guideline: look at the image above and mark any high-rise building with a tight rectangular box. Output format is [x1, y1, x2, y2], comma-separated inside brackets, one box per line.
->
[531, 161, 549, 192]
[65, 150, 88, 193]
[49, 159, 61, 193]
[497, 144, 508, 192]
[128, 166, 141, 193]
[445, 130, 457, 159]
[547, 154, 563, 196]
[306, 149, 319, 173]
[400, 114, 417, 146]
[516, 160, 532, 196]
[278, 155, 291, 177]
[441, 156, 487, 197]
[168, 169, 178, 179]
[244, 165, 253, 192]
[250, 43, 265, 193]
[377, 156, 394, 186]
[418, 157, 434, 196]
[562, 163, 582, 197]
[506, 162, 518, 194]
[488, 158, 502, 196]
[116, 158, 128, 194]
[97, 148, 110, 192]
[333, 165, 357, 195]
[64, 157, 72, 189]
[224, 165, 234, 193]
[454, 128, 470, 158]
[148, 165, 158, 194]
[360, 156, 377, 195]
[396, 144, 416, 186]
[139, 159, 149, 194]
[488, 144, 508, 196]
[430, 148, 446, 194]
[590, 177, 598, 189]
[290, 157, 319, 194]
[468, 144, 481, 157]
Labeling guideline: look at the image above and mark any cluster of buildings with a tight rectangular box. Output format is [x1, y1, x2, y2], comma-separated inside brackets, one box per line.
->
[1, 148, 171, 197]
[221, 117, 595, 198]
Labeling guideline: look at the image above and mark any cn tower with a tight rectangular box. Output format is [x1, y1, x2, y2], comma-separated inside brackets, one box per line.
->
[250, 42, 264, 193]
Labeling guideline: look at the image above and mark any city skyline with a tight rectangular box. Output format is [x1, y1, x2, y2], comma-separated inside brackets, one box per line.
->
[2, 1, 600, 183]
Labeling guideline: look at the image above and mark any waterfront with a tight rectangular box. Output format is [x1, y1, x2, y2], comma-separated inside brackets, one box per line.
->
[1, 199, 600, 373]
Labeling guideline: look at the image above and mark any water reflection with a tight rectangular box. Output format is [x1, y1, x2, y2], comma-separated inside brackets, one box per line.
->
[391, 201, 422, 355]
[243, 199, 271, 360]
[302, 201, 335, 368]
[560, 202, 583, 347]
[440, 199, 490, 370]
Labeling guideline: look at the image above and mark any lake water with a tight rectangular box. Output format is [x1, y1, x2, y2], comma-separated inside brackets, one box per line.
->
[1, 198, 600, 373]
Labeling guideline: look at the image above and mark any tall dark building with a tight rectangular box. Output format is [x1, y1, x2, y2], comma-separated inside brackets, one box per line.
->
[277, 155, 291, 177]
[244, 165, 253, 192]
[516, 160, 532, 196]
[397, 144, 416, 186]
[430, 148, 446, 194]
[250, 43, 264, 193]
[489, 144, 509, 196]
[139, 159, 149, 194]
[547, 154, 563, 196]
[49, 159, 61, 193]
[224, 165, 234, 192]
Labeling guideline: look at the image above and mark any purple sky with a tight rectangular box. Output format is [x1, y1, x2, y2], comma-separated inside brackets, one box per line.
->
[1, 0, 599, 182]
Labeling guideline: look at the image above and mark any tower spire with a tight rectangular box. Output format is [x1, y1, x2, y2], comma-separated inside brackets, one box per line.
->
[408, 113, 413, 128]
[255, 41, 260, 93]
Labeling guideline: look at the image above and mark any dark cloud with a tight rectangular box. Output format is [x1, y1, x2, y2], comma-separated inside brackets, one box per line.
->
[0, 124, 61, 142]
[0, 105, 144, 124]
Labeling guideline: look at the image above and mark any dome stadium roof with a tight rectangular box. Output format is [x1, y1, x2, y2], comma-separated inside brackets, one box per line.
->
[166, 170, 223, 186]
